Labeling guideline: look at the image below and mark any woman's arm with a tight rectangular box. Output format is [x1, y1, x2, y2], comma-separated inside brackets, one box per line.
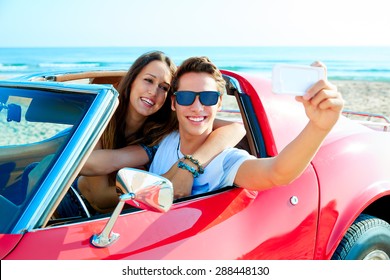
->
[199, 119, 246, 165]
[80, 142, 149, 176]
[77, 143, 150, 212]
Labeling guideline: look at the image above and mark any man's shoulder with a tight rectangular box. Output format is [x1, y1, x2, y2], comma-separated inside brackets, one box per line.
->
[221, 147, 253, 157]
[210, 147, 254, 166]
[155, 130, 180, 154]
[160, 130, 179, 143]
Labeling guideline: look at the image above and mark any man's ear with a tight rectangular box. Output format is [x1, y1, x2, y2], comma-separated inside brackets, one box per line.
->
[171, 95, 176, 111]
[217, 96, 223, 111]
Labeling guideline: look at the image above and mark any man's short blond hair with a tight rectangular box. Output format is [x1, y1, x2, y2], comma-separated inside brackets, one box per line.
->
[171, 56, 226, 94]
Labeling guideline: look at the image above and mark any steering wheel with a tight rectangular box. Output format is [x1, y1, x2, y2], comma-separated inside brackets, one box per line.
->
[68, 185, 92, 218]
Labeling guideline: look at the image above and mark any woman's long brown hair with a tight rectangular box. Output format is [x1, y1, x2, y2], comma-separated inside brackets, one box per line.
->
[101, 51, 178, 150]
[100, 51, 178, 183]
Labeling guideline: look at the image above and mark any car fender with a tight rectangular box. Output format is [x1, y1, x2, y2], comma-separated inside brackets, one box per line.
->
[312, 125, 390, 259]
[0, 234, 23, 259]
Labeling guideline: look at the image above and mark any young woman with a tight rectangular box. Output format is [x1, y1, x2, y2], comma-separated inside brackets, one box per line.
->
[57, 51, 245, 216]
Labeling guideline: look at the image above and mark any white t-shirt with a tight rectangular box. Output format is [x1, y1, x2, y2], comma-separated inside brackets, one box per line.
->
[149, 131, 256, 195]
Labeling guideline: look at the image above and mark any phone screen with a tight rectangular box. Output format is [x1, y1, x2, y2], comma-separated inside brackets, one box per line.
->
[272, 64, 325, 95]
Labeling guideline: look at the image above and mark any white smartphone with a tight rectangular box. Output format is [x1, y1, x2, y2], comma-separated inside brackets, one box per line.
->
[272, 64, 325, 96]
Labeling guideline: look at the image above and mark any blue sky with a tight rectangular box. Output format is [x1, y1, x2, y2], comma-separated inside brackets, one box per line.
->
[1, 0, 390, 47]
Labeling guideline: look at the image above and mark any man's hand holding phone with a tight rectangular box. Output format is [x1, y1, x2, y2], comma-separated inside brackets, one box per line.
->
[272, 62, 344, 132]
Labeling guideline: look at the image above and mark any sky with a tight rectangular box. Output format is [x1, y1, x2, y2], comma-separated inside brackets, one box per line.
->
[1, 0, 390, 47]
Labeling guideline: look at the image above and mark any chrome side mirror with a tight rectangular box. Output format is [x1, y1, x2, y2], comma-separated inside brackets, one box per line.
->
[91, 168, 173, 248]
[116, 168, 173, 212]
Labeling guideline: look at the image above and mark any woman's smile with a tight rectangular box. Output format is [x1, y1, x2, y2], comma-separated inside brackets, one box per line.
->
[140, 97, 155, 107]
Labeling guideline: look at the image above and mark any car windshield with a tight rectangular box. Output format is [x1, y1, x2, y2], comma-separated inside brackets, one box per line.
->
[0, 86, 95, 232]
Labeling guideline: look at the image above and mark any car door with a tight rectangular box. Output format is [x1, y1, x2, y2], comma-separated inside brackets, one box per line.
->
[2, 74, 319, 259]
[4, 163, 318, 260]
[0, 80, 119, 258]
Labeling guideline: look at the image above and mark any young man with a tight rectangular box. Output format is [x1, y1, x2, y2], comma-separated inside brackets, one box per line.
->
[150, 56, 344, 199]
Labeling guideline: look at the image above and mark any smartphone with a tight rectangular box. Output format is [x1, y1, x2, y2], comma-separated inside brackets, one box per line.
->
[272, 64, 325, 96]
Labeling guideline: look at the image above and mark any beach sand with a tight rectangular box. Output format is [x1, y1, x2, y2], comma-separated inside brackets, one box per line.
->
[332, 80, 390, 117]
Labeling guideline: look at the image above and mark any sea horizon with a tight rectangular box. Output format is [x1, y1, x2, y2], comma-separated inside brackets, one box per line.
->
[1, 46, 390, 82]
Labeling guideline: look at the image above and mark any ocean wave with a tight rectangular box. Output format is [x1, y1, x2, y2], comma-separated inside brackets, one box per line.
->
[38, 62, 102, 68]
[0, 63, 29, 71]
[1, 46, 390, 81]
[352, 68, 390, 73]
[328, 75, 390, 82]
[0, 62, 113, 74]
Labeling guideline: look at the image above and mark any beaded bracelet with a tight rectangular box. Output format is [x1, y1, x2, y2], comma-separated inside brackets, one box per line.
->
[178, 161, 200, 178]
[184, 155, 204, 174]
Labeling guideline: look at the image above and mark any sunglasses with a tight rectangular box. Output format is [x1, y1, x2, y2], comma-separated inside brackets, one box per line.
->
[173, 91, 221, 106]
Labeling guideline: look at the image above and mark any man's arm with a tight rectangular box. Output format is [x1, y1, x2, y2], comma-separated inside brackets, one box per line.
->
[234, 73, 344, 191]
[234, 121, 333, 190]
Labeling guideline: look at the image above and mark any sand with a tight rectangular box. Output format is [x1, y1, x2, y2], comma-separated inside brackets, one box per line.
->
[332, 80, 390, 117]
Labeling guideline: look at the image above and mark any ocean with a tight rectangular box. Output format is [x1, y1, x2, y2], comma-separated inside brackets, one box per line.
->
[1, 46, 390, 81]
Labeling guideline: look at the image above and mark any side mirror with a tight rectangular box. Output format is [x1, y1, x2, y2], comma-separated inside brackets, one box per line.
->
[91, 168, 173, 248]
[116, 168, 173, 212]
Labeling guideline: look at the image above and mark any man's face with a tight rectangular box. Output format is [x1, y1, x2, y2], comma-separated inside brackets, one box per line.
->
[171, 72, 222, 137]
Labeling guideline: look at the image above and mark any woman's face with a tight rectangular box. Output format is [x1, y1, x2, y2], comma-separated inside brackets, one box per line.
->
[129, 60, 172, 119]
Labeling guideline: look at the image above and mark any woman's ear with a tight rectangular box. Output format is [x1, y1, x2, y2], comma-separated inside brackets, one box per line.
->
[171, 95, 176, 111]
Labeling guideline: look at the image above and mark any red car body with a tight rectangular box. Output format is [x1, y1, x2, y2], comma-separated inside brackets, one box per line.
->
[1, 70, 390, 260]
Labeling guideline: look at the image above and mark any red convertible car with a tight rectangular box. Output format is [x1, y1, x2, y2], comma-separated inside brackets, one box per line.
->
[0, 69, 390, 260]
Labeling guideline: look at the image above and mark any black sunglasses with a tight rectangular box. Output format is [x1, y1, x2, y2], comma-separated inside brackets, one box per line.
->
[173, 91, 221, 106]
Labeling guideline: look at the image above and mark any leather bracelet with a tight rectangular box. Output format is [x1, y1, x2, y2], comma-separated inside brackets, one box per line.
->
[178, 160, 200, 178]
[184, 154, 204, 174]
